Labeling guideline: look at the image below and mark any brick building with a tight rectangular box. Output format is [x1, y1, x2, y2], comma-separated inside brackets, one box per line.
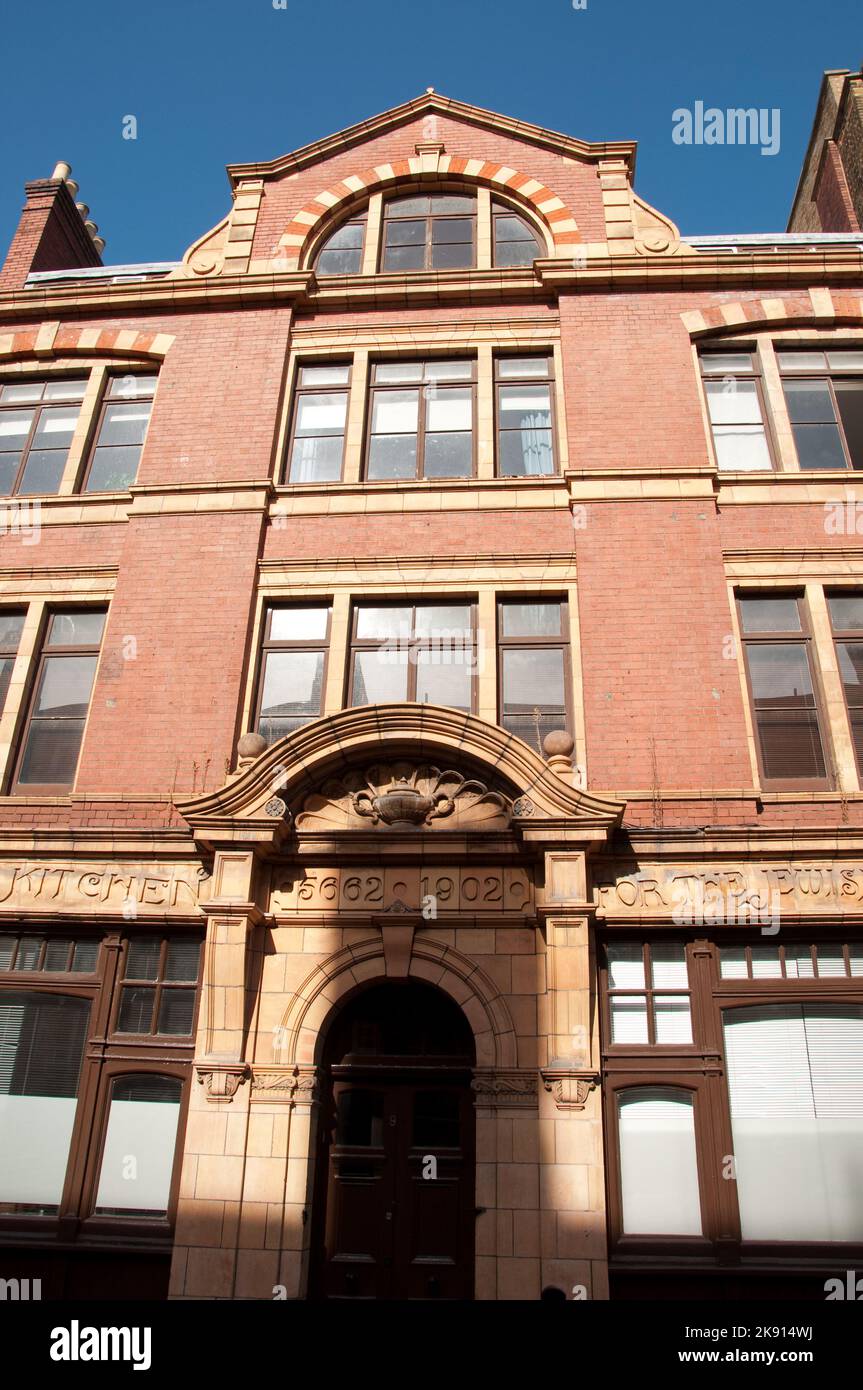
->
[0, 83, 862, 1303]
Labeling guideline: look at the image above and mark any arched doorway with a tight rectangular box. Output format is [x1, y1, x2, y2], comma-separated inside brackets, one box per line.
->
[310, 980, 476, 1300]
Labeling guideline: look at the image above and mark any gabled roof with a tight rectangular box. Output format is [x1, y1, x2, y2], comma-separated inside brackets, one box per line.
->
[226, 89, 637, 186]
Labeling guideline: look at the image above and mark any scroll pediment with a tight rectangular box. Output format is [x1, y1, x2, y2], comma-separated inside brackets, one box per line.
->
[296, 763, 510, 831]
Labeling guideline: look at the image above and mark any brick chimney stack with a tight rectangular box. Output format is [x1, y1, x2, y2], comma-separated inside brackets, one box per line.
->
[0, 161, 105, 292]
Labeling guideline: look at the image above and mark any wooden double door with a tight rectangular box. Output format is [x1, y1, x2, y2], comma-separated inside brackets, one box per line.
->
[311, 982, 476, 1301]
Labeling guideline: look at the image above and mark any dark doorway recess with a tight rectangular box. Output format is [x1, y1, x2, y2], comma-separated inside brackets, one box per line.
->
[310, 980, 476, 1300]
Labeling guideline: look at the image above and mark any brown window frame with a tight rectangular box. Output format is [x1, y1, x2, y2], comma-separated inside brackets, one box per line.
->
[0, 608, 25, 715]
[602, 928, 863, 1265]
[79, 372, 157, 494]
[778, 348, 863, 472]
[379, 192, 477, 273]
[347, 598, 478, 713]
[313, 209, 368, 276]
[716, 938, 863, 984]
[10, 606, 107, 797]
[0, 925, 202, 1238]
[493, 354, 559, 478]
[603, 941, 696, 1050]
[0, 376, 89, 498]
[736, 590, 831, 791]
[496, 596, 571, 752]
[827, 588, 863, 777]
[363, 359, 477, 483]
[283, 362, 351, 485]
[254, 602, 332, 743]
[698, 349, 777, 473]
[0, 929, 102, 977]
[110, 933, 203, 1041]
[491, 201, 544, 268]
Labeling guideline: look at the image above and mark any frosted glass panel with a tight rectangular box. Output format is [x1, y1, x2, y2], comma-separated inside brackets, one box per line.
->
[724, 1005, 863, 1241]
[719, 948, 748, 979]
[610, 996, 648, 1044]
[651, 945, 688, 988]
[95, 1089, 181, 1213]
[654, 996, 693, 1044]
[618, 1089, 702, 1234]
[0, 1095, 78, 1205]
[607, 945, 645, 990]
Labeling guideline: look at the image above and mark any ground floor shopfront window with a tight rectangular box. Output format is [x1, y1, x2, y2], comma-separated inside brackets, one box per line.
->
[0, 928, 201, 1252]
[601, 931, 863, 1292]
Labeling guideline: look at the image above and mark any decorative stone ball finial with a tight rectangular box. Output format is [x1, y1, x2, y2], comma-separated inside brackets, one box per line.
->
[542, 729, 575, 779]
[236, 731, 267, 771]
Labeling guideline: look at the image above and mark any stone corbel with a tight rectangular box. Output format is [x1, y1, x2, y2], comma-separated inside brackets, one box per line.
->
[195, 1061, 250, 1103]
[373, 905, 422, 978]
[541, 1067, 600, 1111]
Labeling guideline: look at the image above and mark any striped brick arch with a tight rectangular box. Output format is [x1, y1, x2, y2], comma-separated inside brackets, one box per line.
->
[277, 157, 581, 268]
[0, 325, 175, 362]
[681, 289, 863, 337]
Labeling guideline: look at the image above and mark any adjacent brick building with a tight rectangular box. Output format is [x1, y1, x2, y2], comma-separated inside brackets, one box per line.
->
[1, 81, 862, 1302]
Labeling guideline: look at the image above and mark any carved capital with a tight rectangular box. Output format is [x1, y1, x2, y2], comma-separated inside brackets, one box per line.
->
[541, 1068, 600, 1110]
[195, 1062, 250, 1103]
[250, 1065, 320, 1105]
[471, 1069, 538, 1108]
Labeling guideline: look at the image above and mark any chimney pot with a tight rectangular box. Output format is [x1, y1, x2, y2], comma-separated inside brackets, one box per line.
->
[84, 220, 98, 237]
[75, 202, 89, 219]
[91, 236, 106, 255]
[51, 161, 72, 181]
[64, 179, 79, 199]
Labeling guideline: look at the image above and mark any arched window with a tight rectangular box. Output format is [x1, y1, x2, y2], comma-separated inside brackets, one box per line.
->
[314, 210, 367, 276]
[617, 1086, 703, 1235]
[381, 192, 476, 272]
[492, 201, 544, 267]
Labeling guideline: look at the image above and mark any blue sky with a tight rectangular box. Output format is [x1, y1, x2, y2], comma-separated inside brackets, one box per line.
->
[0, 0, 860, 266]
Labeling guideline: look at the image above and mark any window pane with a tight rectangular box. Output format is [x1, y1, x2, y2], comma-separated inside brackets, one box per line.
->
[375, 362, 424, 384]
[14, 937, 41, 971]
[610, 996, 649, 1044]
[700, 354, 754, 374]
[0, 454, 21, 494]
[607, 944, 646, 990]
[827, 351, 863, 370]
[0, 408, 35, 444]
[96, 401, 151, 448]
[298, 365, 350, 388]
[0, 938, 13, 970]
[849, 946, 863, 977]
[748, 644, 825, 779]
[496, 239, 538, 267]
[0, 382, 43, 403]
[414, 605, 472, 636]
[502, 648, 565, 717]
[269, 607, 329, 641]
[164, 939, 201, 982]
[498, 384, 551, 429]
[31, 404, 79, 448]
[497, 358, 550, 379]
[784, 945, 815, 979]
[816, 946, 846, 978]
[618, 1090, 702, 1234]
[71, 940, 99, 973]
[705, 378, 764, 425]
[157, 989, 196, 1035]
[17, 717, 86, 785]
[783, 379, 835, 422]
[828, 594, 863, 630]
[107, 375, 157, 400]
[0, 657, 14, 712]
[499, 427, 554, 477]
[495, 215, 536, 243]
[415, 648, 471, 710]
[34, 654, 98, 717]
[317, 248, 363, 275]
[423, 432, 472, 478]
[426, 387, 471, 433]
[117, 986, 156, 1033]
[43, 938, 72, 971]
[776, 351, 826, 370]
[372, 389, 419, 435]
[125, 936, 161, 980]
[500, 602, 561, 638]
[431, 218, 473, 245]
[352, 649, 409, 704]
[17, 449, 66, 495]
[835, 381, 863, 469]
[723, 1004, 863, 1240]
[289, 433, 343, 483]
[385, 219, 427, 247]
[355, 607, 412, 641]
[95, 1075, 181, 1215]
[0, 992, 90, 1211]
[719, 947, 748, 979]
[260, 649, 323, 712]
[653, 996, 693, 1044]
[295, 392, 347, 437]
[367, 434, 417, 479]
[738, 597, 801, 633]
[0, 611, 24, 650]
[428, 194, 474, 213]
[792, 422, 849, 470]
[424, 360, 473, 382]
[48, 610, 106, 647]
[86, 445, 141, 491]
[382, 244, 426, 272]
[750, 946, 782, 979]
[651, 945, 688, 988]
[320, 223, 364, 252]
[712, 425, 772, 472]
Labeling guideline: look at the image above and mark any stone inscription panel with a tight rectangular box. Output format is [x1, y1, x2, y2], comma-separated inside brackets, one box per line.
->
[271, 865, 534, 915]
[0, 860, 208, 915]
[596, 862, 863, 921]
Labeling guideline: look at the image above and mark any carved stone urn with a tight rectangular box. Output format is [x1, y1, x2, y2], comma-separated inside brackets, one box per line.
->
[369, 778, 434, 828]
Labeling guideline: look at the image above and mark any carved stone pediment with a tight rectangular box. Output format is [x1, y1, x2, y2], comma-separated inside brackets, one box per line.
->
[295, 763, 511, 831]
